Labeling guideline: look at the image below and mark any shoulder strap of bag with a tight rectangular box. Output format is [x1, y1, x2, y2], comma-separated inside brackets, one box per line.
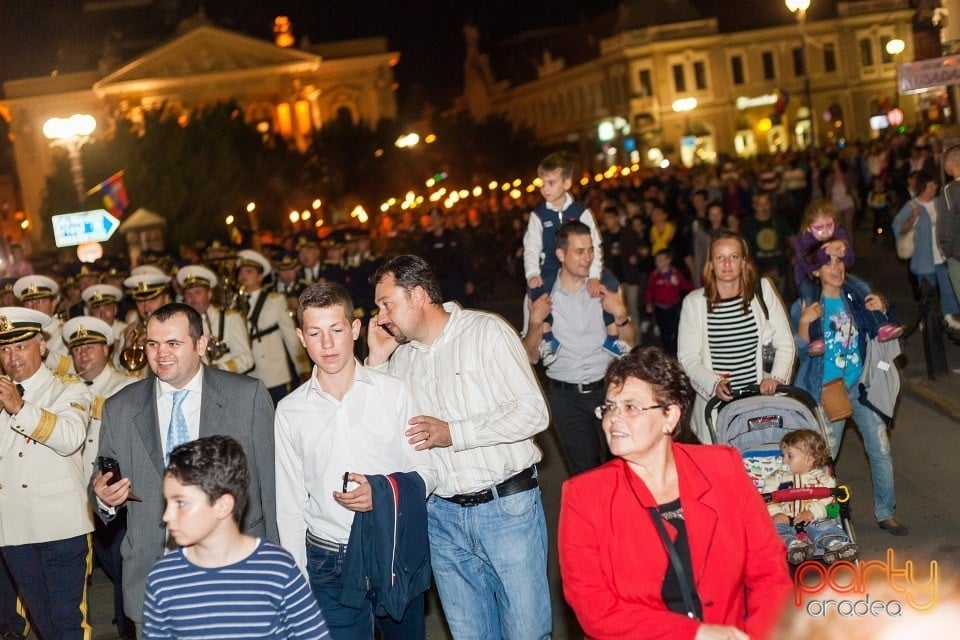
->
[755, 278, 769, 320]
[623, 463, 701, 620]
[646, 508, 702, 620]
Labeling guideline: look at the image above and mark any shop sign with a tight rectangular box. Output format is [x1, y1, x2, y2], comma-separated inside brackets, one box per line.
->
[898, 54, 960, 95]
[736, 94, 778, 110]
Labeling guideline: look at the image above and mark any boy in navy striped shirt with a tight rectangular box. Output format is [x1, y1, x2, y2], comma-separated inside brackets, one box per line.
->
[143, 436, 329, 640]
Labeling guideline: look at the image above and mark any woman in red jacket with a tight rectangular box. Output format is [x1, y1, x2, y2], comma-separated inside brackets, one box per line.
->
[558, 348, 791, 639]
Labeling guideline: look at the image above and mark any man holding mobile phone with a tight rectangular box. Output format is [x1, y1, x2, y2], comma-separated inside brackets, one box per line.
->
[0, 307, 93, 640]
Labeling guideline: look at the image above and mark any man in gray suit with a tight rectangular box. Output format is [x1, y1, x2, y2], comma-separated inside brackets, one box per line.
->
[91, 302, 277, 627]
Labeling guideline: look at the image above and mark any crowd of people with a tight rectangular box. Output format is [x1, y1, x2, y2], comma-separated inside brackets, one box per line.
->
[0, 132, 949, 640]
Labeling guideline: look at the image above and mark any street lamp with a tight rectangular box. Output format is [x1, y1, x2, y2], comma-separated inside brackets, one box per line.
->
[786, 0, 817, 148]
[672, 98, 698, 167]
[43, 114, 96, 205]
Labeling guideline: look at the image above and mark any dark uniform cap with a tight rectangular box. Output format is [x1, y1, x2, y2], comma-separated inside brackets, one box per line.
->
[271, 250, 300, 271]
[0, 307, 52, 345]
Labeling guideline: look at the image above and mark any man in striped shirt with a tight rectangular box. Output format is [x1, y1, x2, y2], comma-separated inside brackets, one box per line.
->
[143, 436, 328, 640]
[368, 255, 552, 639]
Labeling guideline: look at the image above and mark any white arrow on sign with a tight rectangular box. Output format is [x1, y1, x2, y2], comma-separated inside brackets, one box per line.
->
[51, 209, 121, 248]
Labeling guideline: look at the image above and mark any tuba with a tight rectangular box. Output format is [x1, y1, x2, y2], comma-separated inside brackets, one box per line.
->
[119, 321, 148, 372]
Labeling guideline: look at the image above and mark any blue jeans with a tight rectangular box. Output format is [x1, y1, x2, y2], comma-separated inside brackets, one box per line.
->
[825, 386, 897, 521]
[428, 487, 552, 640]
[306, 539, 425, 640]
[775, 519, 849, 551]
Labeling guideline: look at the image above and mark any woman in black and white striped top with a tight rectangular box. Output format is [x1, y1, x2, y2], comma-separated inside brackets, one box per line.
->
[678, 232, 796, 442]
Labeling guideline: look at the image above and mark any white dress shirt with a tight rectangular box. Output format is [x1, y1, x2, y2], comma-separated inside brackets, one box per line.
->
[275, 361, 437, 570]
[379, 303, 549, 497]
[155, 368, 203, 460]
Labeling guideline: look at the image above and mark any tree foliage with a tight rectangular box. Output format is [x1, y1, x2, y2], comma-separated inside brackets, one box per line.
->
[39, 103, 547, 249]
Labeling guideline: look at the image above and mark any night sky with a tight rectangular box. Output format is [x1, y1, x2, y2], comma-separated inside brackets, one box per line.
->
[0, 0, 839, 107]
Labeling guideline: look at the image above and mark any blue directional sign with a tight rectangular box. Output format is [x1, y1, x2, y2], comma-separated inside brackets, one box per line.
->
[51, 209, 120, 247]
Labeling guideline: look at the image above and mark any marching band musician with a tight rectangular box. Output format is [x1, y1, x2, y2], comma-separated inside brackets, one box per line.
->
[271, 250, 308, 316]
[62, 315, 138, 640]
[0, 307, 93, 640]
[82, 283, 128, 346]
[235, 249, 309, 405]
[176, 264, 254, 374]
[116, 268, 173, 377]
[13, 275, 72, 375]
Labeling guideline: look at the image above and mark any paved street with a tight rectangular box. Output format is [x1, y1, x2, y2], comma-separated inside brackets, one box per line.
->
[81, 228, 960, 638]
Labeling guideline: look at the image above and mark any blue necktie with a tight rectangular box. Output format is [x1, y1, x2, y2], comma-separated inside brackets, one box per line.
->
[166, 389, 189, 461]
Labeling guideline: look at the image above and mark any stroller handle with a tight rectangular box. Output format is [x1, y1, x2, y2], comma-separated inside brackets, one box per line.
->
[761, 484, 851, 504]
[704, 383, 821, 440]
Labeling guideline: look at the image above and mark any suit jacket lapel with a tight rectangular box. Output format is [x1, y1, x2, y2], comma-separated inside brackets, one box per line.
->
[675, 446, 719, 589]
[134, 380, 164, 478]
[199, 367, 226, 436]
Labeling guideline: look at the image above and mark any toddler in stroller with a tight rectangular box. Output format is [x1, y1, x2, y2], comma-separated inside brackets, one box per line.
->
[762, 429, 859, 565]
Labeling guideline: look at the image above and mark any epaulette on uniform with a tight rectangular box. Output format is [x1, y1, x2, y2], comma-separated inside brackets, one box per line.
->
[53, 371, 82, 385]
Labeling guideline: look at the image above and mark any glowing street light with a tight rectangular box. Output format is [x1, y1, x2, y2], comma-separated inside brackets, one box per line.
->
[786, 0, 817, 148]
[394, 133, 420, 148]
[225, 214, 235, 225]
[43, 113, 97, 205]
[885, 38, 905, 56]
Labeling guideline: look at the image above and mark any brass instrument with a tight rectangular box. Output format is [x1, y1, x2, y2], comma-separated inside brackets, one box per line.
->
[119, 321, 148, 372]
[206, 335, 230, 361]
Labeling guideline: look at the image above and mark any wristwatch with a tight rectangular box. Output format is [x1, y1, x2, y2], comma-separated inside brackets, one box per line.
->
[616, 316, 632, 328]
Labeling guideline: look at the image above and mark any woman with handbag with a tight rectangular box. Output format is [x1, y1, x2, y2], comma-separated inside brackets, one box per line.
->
[558, 348, 791, 640]
[677, 231, 796, 442]
[891, 170, 960, 330]
[792, 252, 909, 536]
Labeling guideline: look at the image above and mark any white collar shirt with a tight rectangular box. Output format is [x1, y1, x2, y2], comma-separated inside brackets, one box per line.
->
[155, 367, 204, 459]
[379, 302, 548, 496]
[274, 361, 436, 569]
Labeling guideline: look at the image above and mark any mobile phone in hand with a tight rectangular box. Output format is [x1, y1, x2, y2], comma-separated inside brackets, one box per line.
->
[97, 456, 142, 501]
[98, 456, 122, 484]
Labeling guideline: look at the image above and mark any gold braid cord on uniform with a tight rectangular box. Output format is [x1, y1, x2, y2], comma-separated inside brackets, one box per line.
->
[29, 409, 57, 444]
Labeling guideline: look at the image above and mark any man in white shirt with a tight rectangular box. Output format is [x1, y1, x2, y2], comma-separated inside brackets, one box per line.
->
[276, 282, 435, 639]
[367, 255, 552, 640]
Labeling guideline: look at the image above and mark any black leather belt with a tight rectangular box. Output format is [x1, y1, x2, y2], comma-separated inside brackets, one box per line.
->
[548, 378, 605, 393]
[439, 466, 538, 507]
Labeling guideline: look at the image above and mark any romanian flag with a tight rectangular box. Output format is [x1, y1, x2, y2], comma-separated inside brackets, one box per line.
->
[88, 171, 129, 217]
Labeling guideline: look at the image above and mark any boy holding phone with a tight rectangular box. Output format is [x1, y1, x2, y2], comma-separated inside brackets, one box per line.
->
[142, 435, 328, 639]
[275, 283, 436, 639]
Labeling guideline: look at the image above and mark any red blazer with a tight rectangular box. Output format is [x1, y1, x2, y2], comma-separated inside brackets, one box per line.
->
[558, 444, 791, 639]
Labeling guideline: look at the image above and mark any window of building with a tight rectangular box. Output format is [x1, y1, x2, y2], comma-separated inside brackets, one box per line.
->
[731, 55, 745, 85]
[823, 43, 837, 73]
[859, 38, 874, 67]
[792, 47, 805, 76]
[693, 61, 707, 90]
[638, 69, 653, 97]
[673, 64, 686, 93]
[762, 51, 775, 80]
